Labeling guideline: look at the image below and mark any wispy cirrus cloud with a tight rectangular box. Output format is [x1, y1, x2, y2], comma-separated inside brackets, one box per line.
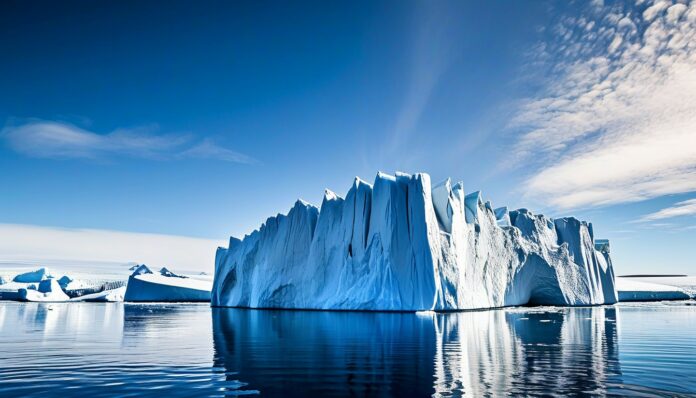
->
[385, 1, 462, 158]
[509, 0, 696, 209]
[1, 120, 257, 164]
[640, 198, 696, 221]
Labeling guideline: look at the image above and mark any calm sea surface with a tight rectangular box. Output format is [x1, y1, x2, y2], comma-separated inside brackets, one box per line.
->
[0, 301, 695, 397]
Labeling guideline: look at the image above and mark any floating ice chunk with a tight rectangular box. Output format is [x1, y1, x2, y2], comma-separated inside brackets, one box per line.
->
[13, 267, 51, 283]
[19, 279, 69, 302]
[627, 276, 696, 297]
[616, 278, 691, 301]
[125, 265, 211, 302]
[78, 286, 126, 302]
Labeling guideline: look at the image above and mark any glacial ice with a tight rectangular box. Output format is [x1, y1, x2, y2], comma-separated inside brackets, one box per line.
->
[616, 277, 691, 301]
[57, 275, 73, 288]
[124, 265, 212, 302]
[213, 172, 619, 311]
[1, 267, 132, 302]
[19, 279, 70, 302]
[78, 286, 126, 302]
[494, 207, 511, 227]
[159, 267, 185, 278]
[13, 267, 51, 283]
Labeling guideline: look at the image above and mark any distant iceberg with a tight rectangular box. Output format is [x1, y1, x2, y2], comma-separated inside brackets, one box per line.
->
[124, 265, 212, 302]
[616, 277, 692, 301]
[19, 279, 70, 302]
[79, 286, 126, 302]
[212, 172, 618, 311]
[13, 267, 51, 283]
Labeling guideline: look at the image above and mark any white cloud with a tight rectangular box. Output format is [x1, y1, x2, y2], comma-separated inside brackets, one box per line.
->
[640, 198, 696, 221]
[1, 120, 256, 164]
[0, 223, 225, 272]
[643, 0, 670, 21]
[182, 138, 258, 164]
[509, 0, 696, 209]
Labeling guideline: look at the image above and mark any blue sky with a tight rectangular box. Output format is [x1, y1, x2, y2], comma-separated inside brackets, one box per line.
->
[1, 0, 695, 274]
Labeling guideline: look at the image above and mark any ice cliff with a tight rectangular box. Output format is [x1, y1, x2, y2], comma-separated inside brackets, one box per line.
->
[212, 172, 618, 311]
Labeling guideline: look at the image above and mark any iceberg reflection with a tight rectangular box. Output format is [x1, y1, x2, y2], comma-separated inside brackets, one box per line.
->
[212, 307, 622, 397]
[432, 307, 621, 396]
[0, 302, 124, 343]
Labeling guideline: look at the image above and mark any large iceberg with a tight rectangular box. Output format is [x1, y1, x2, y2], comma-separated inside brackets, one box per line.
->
[212, 172, 618, 311]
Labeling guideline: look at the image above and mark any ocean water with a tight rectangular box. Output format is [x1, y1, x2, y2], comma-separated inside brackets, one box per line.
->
[0, 302, 695, 397]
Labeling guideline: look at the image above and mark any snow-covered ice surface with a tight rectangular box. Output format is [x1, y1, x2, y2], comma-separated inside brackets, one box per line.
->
[1, 262, 213, 303]
[0, 262, 130, 301]
[627, 276, 696, 297]
[616, 276, 694, 301]
[124, 265, 212, 302]
[19, 279, 70, 302]
[76, 286, 127, 302]
[213, 172, 618, 311]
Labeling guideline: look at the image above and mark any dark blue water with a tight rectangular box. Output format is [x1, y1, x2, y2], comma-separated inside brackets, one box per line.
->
[0, 302, 695, 397]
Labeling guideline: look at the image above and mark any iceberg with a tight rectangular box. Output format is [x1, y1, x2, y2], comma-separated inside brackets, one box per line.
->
[1, 267, 129, 301]
[19, 279, 70, 302]
[13, 267, 51, 283]
[213, 172, 618, 311]
[124, 265, 212, 302]
[78, 286, 126, 302]
[616, 277, 691, 301]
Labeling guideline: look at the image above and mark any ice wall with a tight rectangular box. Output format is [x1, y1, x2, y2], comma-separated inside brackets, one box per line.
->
[213, 172, 618, 311]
